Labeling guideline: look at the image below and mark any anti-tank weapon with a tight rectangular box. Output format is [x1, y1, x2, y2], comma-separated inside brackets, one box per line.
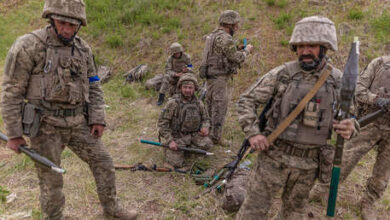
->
[327, 37, 360, 217]
[140, 139, 214, 156]
[0, 132, 65, 174]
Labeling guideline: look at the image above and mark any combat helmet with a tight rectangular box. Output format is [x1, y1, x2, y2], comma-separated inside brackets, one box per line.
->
[170, 42, 184, 55]
[42, 0, 87, 26]
[178, 73, 198, 90]
[289, 16, 337, 51]
[219, 10, 240, 25]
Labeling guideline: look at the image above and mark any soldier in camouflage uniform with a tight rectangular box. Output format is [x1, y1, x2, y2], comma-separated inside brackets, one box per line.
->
[158, 74, 213, 168]
[200, 10, 253, 145]
[1, 1, 137, 219]
[152, 42, 194, 106]
[235, 16, 357, 220]
[310, 56, 390, 220]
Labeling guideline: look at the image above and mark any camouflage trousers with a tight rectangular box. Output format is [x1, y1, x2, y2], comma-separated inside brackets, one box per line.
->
[236, 145, 318, 220]
[165, 133, 213, 168]
[159, 74, 178, 96]
[339, 123, 390, 204]
[205, 76, 229, 143]
[145, 73, 164, 91]
[221, 168, 250, 212]
[30, 120, 119, 220]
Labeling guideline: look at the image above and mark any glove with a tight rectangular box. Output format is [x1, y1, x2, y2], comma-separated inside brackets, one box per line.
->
[376, 97, 390, 108]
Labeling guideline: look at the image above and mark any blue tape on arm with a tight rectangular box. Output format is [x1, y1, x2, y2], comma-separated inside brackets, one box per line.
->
[187, 64, 193, 68]
[89, 75, 100, 83]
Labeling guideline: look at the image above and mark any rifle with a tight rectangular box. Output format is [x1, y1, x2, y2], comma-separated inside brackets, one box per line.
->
[114, 163, 187, 174]
[327, 37, 360, 217]
[195, 97, 273, 199]
[140, 139, 214, 156]
[0, 132, 66, 174]
[358, 107, 388, 128]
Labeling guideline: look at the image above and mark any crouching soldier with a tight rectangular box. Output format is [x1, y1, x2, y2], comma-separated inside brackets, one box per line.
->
[157, 74, 213, 168]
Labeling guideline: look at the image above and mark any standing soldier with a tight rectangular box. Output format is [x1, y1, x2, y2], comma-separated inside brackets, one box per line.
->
[235, 16, 357, 220]
[1, 0, 137, 219]
[158, 74, 213, 168]
[310, 56, 390, 220]
[200, 10, 253, 145]
[156, 42, 194, 106]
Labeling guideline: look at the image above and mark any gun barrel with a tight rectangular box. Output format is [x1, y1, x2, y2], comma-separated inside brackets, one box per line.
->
[358, 108, 387, 127]
[140, 139, 213, 155]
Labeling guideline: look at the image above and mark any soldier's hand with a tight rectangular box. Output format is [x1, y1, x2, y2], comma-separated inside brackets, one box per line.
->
[199, 128, 209, 136]
[333, 119, 354, 140]
[376, 97, 390, 108]
[90, 124, 105, 138]
[175, 73, 183, 78]
[248, 134, 269, 151]
[245, 44, 254, 53]
[7, 137, 26, 154]
[169, 140, 178, 151]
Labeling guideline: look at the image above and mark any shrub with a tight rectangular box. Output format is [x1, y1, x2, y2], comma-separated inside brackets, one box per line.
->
[273, 12, 292, 29]
[348, 9, 364, 20]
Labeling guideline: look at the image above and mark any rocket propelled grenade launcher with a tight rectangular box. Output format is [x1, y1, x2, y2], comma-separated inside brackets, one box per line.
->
[0, 132, 66, 174]
[327, 37, 360, 217]
[140, 139, 214, 156]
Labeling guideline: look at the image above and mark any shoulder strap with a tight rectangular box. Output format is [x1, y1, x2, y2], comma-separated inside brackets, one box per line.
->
[29, 28, 48, 46]
[284, 61, 301, 79]
[267, 65, 333, 143]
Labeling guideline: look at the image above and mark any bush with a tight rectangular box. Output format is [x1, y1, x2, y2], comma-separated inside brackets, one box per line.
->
[273, 12, 292, 29]
[0, 186, 10, 202]
[105, 34, 124, 48]
[264, 0, 275, 6]
[371, 13, 390, 41]
[276, 0, 288, 8]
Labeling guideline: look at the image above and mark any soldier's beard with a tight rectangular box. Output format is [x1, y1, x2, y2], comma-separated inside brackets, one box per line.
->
[299, 54, 321, 71]
[229, 28, 235, 36]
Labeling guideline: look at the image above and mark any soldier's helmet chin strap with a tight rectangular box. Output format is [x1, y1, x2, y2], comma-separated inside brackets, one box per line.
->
[50, 18, 81, 45]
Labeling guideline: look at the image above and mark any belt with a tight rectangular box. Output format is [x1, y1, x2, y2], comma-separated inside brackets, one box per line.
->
[273, 139, 320, 159]
[43, 106, 85, 117]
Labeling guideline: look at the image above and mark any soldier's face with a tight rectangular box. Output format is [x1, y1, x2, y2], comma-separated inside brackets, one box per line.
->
[173, 52, 182, 59]
[53, 19, 80, 39]
[181, 84, 195, 98]
[297, 44, 320, 63]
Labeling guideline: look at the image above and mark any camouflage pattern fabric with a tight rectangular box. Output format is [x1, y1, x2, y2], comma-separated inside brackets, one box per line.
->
[42, 0, 87, 26]
[1, 25, 120, 219]
[30, 120, 119, 219]
[205, 27, 247, 143]
[219, 10, 240, 25]
[158, 94, 212, 167]
[235, 61, 344, 219]
[221, 168, 250, 212]
[159, 52, 194, 96]
[145, 73, 164, 91]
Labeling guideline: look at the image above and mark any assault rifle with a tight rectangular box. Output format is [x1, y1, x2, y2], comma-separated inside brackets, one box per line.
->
[195, 97, 273, 199]
[140, 139, 214, 156]
[0, 132, 66, 174]
[327, 37, 360, 217]
[114, 163, 187, 174]
[358, 107, 388, 128]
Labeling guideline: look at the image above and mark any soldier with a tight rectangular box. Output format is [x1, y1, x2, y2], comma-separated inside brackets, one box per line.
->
[1, 0, 137, 219]
[158, 74, 213, 168]
[235, 16, 357, 220]
[310, 56, 390, 220]
[153, 42, 194, 106]
[200, 10, 253, 145]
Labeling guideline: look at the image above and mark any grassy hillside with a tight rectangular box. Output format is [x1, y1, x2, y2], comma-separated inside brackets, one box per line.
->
[1, 0, 390, 219]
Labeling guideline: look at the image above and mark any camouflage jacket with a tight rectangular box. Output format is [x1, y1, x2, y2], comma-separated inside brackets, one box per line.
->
[237, 61, 343, 143]
[355, 56, 390, 127]
[165, 52, 194, 78]
[158, 94, 210, 144]
[206, 27, 247, 78]
[1, 26, 105, 138]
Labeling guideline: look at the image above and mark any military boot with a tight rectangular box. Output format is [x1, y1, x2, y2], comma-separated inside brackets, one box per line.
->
[360, 199, 377, 220]
[156, 93, 165, 106]
[309, 183, 329, 204]
[213, 138, 232, 147]
[104, 208, 138, 220]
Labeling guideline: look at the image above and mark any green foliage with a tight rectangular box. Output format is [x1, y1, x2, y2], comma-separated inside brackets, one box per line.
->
[264, 0, 275, 6]
[105, 34, 124, 48]
[348, 9, 364, 20]
[0, 186, 10, 202]
[273, 12, 292, 29]
[280, 39, 289, 46]
[371, 12, 390, 42]
[275, 0, 288, 8]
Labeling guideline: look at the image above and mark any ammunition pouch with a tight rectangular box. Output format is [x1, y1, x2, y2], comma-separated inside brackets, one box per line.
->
[318, 144, 335, 183]
[22, 103, 42, 138]
[199, 65, 208, 79]
[303, 101, 321, 127]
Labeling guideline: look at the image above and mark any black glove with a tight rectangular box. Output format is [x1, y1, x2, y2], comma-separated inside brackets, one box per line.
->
[376, 97, 390, 108]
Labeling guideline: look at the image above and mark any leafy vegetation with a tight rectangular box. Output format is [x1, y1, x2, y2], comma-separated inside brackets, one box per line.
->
[348, 8, 364, 20]
[371, 12, 390, 42]
[0, 186, 9, 203]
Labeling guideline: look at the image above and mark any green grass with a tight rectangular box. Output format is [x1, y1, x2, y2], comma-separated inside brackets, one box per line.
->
[0, 186, 9, 203]
[371, 12, 390, 42]
[348, 9, 364, 20]
[273, 12, 292, 29]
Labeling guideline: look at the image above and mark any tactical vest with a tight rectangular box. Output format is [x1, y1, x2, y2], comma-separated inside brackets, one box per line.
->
[172, 96, 202, 135]
[171, 54, 189, 73]
[25, 28, 89, 105]
[360, 56, 390, 124]
[267, 61, 338, 146]
[205, 29, 234, 77]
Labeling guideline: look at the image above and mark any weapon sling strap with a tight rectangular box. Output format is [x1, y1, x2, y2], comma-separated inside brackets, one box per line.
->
[242, 65, 333, 159]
